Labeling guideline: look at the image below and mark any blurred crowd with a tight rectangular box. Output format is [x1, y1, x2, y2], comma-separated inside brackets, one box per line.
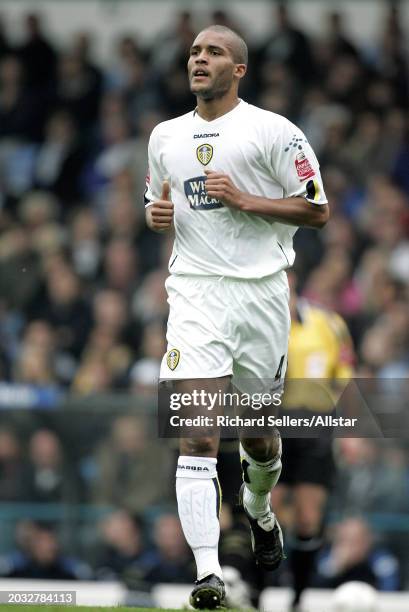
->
[0, 419, 407, 591]
[0, 4, 409, 390]
[0, 0, 409, 596]
[0, 421, 405, 593]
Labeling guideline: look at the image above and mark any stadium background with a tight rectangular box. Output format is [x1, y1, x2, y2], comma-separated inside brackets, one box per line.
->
[0, 0, 408, 608]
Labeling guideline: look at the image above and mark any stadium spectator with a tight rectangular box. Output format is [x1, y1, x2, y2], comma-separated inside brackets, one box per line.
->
[90, 415, 169, 512]
[323, 11, 359, 61]
[13, 343, 55, 386]
[95, 509, 149, 583]
[105, 35, 144, 92]
[71, 353, 115, 394]
[0, 427, 25, 501]
[92, 289, 131, 341]
[17, 13, 56, 90]
[21, 429, 79, 504]
[19, 320, 76, 386]
[149, 10, 194, 77]
[317, 517, 400, 591]
[54, 51, 102, 134]
[72, 289, 135, 390]
[0, 55, 39, 141]
[69, 30, 103, 99]
[106, 187, 140, 239]
[29, 259, 92, 359]
[151, 11, 196, 116]
[91, 113, 136, 202]
[102, 237, 139, 297]
[0, 226, 42, 312]
[333, 439, 409, 515]
[69, 207, 102, 280]
[32, 110, 85, 208]
[0, 520, 91, 580]
[256, 2, 314, 89]
[143, 513, 195, 584]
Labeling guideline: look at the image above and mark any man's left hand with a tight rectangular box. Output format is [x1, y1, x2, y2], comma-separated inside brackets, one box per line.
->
[205, 170, 243, 209]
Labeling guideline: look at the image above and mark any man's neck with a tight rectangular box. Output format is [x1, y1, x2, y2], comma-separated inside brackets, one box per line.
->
[195, 94, 240, 122]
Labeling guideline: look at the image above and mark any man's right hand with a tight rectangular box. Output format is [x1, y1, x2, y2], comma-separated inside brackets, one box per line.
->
[146, 180, 174, 233]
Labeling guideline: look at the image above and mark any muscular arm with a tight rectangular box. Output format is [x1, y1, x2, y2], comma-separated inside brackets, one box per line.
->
[205, 171, 329, 229]
[238, 193, 329, 228]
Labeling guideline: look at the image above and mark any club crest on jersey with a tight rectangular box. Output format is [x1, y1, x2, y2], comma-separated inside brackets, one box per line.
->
[196, 143, 213, 166]
[167, 349, 180, 371]
[295, 152, 315, 181]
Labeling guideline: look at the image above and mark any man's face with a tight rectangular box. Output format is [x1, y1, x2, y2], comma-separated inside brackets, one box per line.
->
[187, 30, 244, 100]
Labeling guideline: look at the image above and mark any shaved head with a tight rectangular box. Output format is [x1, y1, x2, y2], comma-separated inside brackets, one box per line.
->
[188, 26, 248, 102]
[198, 25, 248, 65]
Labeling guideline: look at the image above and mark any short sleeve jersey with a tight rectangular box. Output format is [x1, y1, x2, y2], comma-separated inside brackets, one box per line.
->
[145, 100, 327, 279]
[284, 301, 355, 412]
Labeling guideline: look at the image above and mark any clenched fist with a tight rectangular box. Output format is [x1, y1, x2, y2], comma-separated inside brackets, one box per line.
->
[204, 170, 243, 209]
[146, 180, 174, 233]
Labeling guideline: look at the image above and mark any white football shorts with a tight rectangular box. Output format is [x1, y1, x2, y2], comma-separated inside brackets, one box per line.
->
[160, 271, 290, 391]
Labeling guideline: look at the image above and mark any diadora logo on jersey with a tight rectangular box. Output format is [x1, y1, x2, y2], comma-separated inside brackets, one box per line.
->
[167, 348, 180, 371]
[196, 143, 213, 166]
[194, 133, 219, 139]
[295, 151, 315, 181]
[184, 176, 223, 210]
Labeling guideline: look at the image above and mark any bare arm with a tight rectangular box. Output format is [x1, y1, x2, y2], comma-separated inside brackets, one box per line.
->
[205, 170, 329, 229]
[236, 192, 329, 228]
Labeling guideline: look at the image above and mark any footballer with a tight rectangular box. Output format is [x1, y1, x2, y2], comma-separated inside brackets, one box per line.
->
[145, 25, 328, 609]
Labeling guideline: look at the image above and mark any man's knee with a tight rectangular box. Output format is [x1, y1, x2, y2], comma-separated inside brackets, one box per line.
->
[180, 436, 219, 457]
[241, 433, 281, 462]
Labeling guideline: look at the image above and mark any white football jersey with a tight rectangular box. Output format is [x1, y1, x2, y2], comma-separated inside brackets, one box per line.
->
[145, 100, 327, 279]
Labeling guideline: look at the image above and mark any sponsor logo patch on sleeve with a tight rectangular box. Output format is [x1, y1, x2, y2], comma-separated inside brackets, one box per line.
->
[295, 152, 315, 181]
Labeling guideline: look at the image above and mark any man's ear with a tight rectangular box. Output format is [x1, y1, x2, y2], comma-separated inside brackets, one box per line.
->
[234, 64, 247, 80]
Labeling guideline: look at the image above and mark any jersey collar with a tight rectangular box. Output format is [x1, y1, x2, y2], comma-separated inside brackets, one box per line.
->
[192, 99, 244, 124]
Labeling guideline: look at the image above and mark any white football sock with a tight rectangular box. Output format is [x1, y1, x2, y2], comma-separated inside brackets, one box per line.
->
[176, 456, 223, 581]
[240, 440, 282, 519]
